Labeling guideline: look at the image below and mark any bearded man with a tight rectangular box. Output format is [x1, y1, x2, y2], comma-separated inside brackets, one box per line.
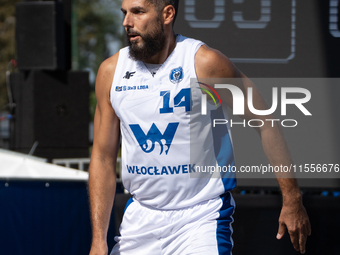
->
[88, 0, 311, 254]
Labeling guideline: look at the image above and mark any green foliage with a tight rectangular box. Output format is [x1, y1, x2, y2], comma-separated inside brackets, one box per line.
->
[76, 0, 123, 78]
[0, 0, 21, 109]
[75, 0, 123, 121]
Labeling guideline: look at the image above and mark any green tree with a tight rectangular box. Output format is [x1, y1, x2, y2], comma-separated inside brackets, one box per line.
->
[0, 0, 20, 109]
[75, 0, 123, 119]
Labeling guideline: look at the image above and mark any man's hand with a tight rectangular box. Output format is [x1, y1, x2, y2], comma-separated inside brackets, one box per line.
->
[276, 201, 311, 254]
[89, 241, 108, 255]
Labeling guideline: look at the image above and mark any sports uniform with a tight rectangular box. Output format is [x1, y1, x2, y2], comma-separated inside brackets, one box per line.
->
[110, 34, 236, 254]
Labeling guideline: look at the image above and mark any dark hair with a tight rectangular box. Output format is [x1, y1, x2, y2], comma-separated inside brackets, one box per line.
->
[146, 0, 179, 26]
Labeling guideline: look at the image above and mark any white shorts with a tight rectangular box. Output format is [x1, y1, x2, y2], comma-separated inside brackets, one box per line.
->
[110, 192, 235, 255]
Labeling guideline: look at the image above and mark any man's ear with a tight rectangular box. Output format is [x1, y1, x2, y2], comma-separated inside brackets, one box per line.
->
[163, 5, 175, 25]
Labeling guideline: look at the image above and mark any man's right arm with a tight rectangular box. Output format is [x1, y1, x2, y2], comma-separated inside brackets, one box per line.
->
[89, 53, 120, 255]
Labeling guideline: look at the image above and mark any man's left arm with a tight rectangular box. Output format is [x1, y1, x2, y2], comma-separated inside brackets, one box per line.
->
[195, 45, 311, 254]
[255, 97, 311, 254]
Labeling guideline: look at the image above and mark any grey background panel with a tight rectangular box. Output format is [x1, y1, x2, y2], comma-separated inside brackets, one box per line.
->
[175, 0, 340, 188]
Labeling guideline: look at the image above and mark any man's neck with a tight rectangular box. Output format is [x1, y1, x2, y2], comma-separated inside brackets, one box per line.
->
[144, 33, 177, 64]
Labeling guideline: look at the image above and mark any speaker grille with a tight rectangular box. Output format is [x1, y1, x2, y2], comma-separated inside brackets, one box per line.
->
[16, 2, 65, 70]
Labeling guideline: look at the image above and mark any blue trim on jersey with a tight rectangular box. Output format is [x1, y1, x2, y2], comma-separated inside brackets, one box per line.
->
[124, 197, 134, 212]
[211, 108, 237, 192]
[216, 192, 235, 255]
[219, 134, 237, 192]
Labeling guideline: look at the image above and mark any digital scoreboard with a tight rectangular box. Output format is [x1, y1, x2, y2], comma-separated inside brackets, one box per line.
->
[174, 0, 340, 77]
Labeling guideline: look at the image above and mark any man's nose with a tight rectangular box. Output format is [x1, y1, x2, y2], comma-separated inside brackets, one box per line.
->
[123, 13, 133, 28]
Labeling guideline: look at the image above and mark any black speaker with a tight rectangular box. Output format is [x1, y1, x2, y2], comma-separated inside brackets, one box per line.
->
[10, 70, 89, 160]
[16, 2, 65, 70]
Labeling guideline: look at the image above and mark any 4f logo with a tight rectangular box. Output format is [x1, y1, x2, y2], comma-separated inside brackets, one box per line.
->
[123, 71, 136, 79]
[130, 123, 179, 155]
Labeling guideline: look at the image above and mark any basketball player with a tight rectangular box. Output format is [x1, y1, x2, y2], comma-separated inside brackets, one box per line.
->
[88, 0, 311, 254]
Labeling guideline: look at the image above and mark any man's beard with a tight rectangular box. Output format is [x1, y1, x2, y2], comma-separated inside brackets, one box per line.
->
[127, 19, 166, 62]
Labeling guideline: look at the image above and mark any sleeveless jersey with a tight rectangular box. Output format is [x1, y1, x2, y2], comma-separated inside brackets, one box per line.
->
[110, 35, 236, 210]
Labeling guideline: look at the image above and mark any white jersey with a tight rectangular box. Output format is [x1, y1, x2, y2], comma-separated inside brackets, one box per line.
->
[110, 35, 236, 210]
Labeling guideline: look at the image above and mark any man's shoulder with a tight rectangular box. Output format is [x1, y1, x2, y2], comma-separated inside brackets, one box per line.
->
[99, 51, 121, 75]
[195, 45, 239, 78]
[95, 51, 122, 98]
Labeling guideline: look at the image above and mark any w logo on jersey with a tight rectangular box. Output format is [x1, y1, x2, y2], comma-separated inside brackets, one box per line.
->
[129, 123, 179, 155]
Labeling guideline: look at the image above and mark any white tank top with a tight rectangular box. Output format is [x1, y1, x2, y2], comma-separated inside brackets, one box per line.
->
[110, 35, 236, 209]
